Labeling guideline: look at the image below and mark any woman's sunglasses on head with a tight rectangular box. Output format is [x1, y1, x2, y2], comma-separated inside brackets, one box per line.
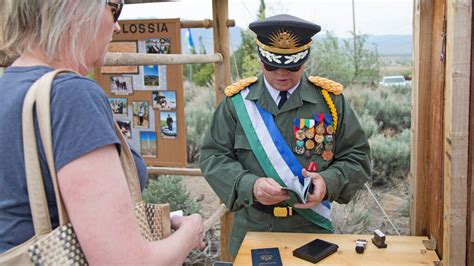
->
[263, 63, 302, 72]
[106, 0, 124, 23]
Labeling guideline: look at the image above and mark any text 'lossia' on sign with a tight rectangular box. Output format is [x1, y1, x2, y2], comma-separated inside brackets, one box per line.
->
[119, 23, 169, 34]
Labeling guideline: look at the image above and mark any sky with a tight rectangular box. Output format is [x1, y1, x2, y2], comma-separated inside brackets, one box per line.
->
[120, 0, 413, 37]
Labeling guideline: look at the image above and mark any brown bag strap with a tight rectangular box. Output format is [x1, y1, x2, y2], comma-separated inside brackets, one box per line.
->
[22, 69, 72, 234]
[34, 69, 75, 226]
[113, 122, 142, 203]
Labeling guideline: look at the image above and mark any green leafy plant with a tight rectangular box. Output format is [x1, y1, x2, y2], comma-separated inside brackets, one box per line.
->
[142, 175, 201, 215]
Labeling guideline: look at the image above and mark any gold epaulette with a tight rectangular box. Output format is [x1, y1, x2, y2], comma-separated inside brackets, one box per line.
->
[224, 77, 258, 97]
[308, 76, 344, 95]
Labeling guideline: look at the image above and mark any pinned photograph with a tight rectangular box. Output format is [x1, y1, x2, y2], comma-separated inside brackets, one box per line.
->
[160, 111, 177, 138]
[140, 131, 157, 158]
[110, 76, 133, 95]
[101, 41, 139, 74]
[144, 65, 159, 86]
[132, 101, 149, 128]
[109, 98, 128, 115]
[116, 120, 132, 139]
[146, 38, 171, 54]
[152, 91, 176, 110]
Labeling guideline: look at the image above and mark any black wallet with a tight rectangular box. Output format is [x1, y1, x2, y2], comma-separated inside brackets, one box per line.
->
[293, 238, 338, 263]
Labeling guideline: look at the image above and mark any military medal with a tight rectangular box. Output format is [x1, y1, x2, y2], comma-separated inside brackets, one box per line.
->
[326, 125, 334, 135]
[295, 139, 305, 155]
[314, 134, 324, 143]
[322, 150, 334, 161]
[315, 124, 325, 135]
[315, 143, 324, 155]
[306, 162, 318, 172]
[305, 139, 315, 150]
[305, 128, 315, 139]
[304, 150, 312, 159]
[325, 142, 334, 151]
[295, 145, 305, 155]
[325, 134, 333, 142]
[295, 129, 305, 140]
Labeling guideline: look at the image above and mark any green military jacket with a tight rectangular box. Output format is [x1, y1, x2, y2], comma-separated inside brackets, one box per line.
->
[199, 74, 370, 257]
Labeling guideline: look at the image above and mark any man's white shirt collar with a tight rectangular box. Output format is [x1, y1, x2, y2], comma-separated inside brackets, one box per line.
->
[263, 76, 300, 106]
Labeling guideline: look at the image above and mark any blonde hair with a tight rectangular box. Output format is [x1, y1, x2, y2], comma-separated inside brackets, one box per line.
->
[2, 0, 105, 69]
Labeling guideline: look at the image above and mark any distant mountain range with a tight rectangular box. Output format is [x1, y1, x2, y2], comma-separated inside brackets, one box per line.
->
[181, 27, 412, 56]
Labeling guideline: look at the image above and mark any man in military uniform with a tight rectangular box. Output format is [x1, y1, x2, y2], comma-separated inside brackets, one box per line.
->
[199, 14, 370, 257]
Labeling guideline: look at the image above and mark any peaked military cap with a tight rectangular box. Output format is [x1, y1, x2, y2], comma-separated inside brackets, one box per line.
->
[249, 14, 321, 69]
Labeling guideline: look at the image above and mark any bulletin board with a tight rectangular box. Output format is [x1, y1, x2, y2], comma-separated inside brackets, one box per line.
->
[95, 19, 186, 167]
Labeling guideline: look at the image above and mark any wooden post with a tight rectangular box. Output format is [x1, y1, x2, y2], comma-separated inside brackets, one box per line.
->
[411, 0, 432, 238]
[212, 0, 233, 261]
[443, 0, 471, 265]
[212, 0, 231, 104]
[411, 0, 447, 257]
[469, 33, 473, 265]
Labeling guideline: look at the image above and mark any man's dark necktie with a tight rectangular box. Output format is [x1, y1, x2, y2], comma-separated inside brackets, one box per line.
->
[278, 91, 288, 109]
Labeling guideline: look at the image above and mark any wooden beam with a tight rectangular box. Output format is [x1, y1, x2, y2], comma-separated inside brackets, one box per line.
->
[124, 0, 177, 3]
[212, 0, 231, 105]
[147, 167, 201, 176]
[468, 3, 474, 265]
[212, 0, 233, 261]
[411, 0, 447, 258]
[0, 52, 223, 67]
[426, 0, 447, 256]
[443, 0, 471, 265]
[181, 19, 235, 29]
[411, 0, 433, 238]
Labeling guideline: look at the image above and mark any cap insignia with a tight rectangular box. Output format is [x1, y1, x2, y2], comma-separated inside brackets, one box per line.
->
[308, 76, 344, 95]
[269, 29, 300, 49]
[224, 77, 258, 97]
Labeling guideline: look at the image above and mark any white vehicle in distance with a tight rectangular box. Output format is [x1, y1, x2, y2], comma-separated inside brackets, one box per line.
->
[380, 75, 408, 87]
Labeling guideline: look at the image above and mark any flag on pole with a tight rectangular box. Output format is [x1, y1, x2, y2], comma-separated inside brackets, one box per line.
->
[185, 28, 196, 54]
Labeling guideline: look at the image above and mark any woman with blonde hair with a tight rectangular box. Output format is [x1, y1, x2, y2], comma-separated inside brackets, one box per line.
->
[0, 0, 205, 264]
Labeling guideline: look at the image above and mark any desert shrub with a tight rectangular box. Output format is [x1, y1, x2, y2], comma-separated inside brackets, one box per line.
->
[184, 81, 215, 164]
[332, 191, 370, 234]
[373, 90, 411, 132]
[345, 85, 411, 133]
[370, 129, 411, 186]
[358, 110, 379, 139]
[142, 175, 201, 215]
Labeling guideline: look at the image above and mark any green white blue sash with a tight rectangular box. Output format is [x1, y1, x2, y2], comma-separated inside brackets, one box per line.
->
[231, 88, 333, 231]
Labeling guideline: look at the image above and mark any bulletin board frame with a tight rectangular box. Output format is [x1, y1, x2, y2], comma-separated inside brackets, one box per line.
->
[95, 19, 186, 167]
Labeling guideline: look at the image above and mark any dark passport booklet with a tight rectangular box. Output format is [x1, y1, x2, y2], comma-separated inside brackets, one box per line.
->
[293, 238, 338, 263]
[251, 247, 282, 266]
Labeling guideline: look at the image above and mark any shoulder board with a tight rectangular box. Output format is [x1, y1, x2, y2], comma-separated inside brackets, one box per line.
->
[224, 77, 258, 97]
[308, 76, 343, 95]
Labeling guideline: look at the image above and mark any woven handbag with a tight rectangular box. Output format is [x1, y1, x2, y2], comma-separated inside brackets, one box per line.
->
[0, 70, 171, 265]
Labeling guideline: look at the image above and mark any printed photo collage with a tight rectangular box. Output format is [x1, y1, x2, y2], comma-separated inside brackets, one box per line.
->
[102, 38, 177, 159]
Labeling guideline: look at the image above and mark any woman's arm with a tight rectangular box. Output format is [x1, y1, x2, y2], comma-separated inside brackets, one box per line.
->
[58, 144, 204, 265]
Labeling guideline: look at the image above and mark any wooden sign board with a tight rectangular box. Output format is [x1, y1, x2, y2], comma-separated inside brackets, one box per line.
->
[95, 19, 186, 167]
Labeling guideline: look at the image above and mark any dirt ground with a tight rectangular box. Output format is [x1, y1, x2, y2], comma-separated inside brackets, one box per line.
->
[181, 176, 221, 219]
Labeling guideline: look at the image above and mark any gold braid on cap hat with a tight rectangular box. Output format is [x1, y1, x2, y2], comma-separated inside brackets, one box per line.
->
[256, 29, 313, 55]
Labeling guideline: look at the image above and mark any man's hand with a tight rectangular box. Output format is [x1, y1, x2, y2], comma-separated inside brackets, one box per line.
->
[253, 177, 290, 205]
[294, 169, 327, 209]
